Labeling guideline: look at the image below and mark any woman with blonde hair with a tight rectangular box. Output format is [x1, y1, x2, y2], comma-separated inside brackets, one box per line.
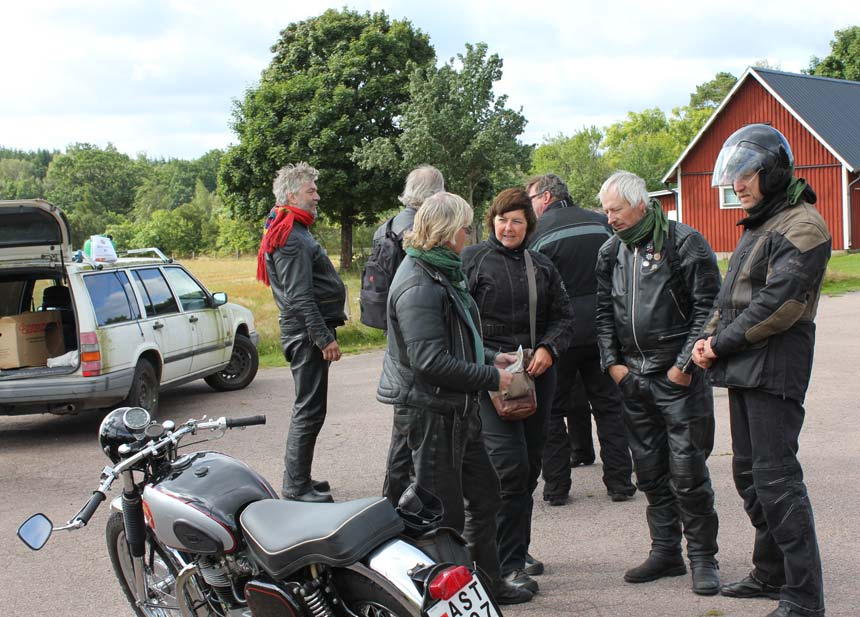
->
[377, 191, 530, 604]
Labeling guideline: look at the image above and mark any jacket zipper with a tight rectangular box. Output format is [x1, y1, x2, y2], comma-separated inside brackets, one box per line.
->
[630, 246, 646, 373]
[456, 315, 469, 416]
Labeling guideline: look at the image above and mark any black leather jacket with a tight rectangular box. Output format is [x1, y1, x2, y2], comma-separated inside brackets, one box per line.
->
[377, 255, 500, 416]
[595, 222, 720, 375]
[531, 199, 614, 347]
[461, 235, 572, 359]
[265, 223, 346, 349]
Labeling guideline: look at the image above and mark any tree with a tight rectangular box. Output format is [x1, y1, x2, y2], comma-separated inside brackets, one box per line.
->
[807, 26, 860, 81]
[353, 42, 529, 226]
[601, 108, 681, 190]
[220, 8, 435, 269]
[44, 143, 141, 246]
[0, 158, 43, 199]
[688, 71, 737, 110]
[530, 127, 609, 208]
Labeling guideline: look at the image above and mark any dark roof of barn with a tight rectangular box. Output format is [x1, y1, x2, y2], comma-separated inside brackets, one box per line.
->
[663, 67, 860, 182]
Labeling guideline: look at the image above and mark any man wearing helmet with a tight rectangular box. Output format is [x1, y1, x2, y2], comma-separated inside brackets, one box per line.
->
[694, 124, 830, 617]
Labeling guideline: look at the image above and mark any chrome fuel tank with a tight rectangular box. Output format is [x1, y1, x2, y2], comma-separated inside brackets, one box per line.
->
[143, 451, 277, 554]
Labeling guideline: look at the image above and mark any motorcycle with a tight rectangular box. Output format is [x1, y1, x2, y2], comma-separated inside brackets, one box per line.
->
[17, 407, 502, 617]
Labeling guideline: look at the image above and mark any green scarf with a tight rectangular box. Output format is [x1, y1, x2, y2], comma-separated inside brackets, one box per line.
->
[615, 199, 670, 253]
[405, 245, 485, 365]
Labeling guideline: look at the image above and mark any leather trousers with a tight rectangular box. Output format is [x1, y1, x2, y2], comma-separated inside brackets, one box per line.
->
[729, 388, 824, 616]
[620, 368, 719, 564]
[543, 345, 634, 498]
[390, 404, 504, 581]
[281, 328, 332, 496]
[479, 367, 555, 574]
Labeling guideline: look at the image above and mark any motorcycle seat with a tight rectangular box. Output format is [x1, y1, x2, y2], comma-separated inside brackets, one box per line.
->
[240, 496, 405, 578]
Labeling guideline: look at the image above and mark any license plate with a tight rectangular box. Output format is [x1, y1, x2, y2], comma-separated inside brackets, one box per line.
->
[426, 575, 501, 617]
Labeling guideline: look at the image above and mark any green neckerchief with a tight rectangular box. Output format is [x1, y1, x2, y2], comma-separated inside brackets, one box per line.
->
[615, 200, 670, 253]
[405, 245, 485, 365]
[786, 177, 808, 206]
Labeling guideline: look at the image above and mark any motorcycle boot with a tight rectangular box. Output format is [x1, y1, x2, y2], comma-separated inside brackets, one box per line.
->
[283, 488, 334, 503]
[624, 552, 687, 583]
[491, 579, 533, 605]
[691, 561, 720, 596]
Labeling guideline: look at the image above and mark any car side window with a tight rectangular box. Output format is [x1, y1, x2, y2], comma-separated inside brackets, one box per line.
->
[83, 271, 141, 327]
[131, 268, 180, 317]
[163, 267, 209, 312]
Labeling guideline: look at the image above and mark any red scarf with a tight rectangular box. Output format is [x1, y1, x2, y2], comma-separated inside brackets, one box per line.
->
[256, 205, 316, 286]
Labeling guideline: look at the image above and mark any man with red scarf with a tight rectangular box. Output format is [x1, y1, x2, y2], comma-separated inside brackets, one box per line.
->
[258, 162, 346, 503]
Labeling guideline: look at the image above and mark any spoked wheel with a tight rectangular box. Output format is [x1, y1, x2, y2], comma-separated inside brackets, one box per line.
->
[332, 569, 415, 617]
[106, 512, 211, 617]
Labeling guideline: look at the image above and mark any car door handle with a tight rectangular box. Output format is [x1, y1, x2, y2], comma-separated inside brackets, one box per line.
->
[152, 321, 164, 330]
[188, 315, 198, 323]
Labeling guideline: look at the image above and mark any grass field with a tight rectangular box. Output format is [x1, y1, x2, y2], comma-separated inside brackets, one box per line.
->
[188, 256, 384, 368]
[188, 252, 860, 368]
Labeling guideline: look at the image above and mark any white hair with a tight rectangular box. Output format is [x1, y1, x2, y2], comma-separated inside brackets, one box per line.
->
[399, 165, 445, 208]
[598, 170, 648, 210]
[272, 162, 319, 204]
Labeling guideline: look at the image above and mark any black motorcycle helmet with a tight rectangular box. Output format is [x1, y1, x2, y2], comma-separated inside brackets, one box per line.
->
[99, 406, 151, 463]
[396, 483, 443, 537]
[712, 124, 794, 196]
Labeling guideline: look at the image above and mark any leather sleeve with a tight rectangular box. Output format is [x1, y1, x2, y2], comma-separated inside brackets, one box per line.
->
[394, 284, 499, 392]
[675, 231, 721, 371]
[594, 238, 623, 371]
[711, 227, 830, 358]
[273, 235, 335, 350]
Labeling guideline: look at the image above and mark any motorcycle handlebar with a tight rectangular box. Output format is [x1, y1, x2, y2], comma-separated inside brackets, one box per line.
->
[225, 415, 266, 428]
[73, 491, 107, 526]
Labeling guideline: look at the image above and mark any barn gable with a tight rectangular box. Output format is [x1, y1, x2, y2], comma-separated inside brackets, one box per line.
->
[658, 67, 860, 252]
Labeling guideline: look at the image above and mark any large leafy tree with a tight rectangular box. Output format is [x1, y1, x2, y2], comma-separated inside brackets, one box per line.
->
[45, 143, 141, 246]
[807, 26, 860, 81]
[353, 42, 529, 229]
[220, 8, 435, 269]
[530, 127, 609, 208]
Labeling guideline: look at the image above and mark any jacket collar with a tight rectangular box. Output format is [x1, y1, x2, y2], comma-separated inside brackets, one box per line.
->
[488, 231, 527, 256]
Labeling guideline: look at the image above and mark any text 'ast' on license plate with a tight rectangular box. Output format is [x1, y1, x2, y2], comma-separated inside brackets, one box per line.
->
[426, 575, 501, 617]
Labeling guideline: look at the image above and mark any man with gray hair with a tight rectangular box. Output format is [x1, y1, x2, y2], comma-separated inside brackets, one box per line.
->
[258, 162, 346, 503]
[595, 170, 721, 595]
[361, 164, 444, 327]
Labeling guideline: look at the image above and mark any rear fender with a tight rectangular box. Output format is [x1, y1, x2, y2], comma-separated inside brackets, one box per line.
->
[345, 537, 433, 615]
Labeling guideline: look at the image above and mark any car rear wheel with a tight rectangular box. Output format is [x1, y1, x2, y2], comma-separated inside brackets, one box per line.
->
[122, 358, 159, 415]
[204, 334, 258, 392]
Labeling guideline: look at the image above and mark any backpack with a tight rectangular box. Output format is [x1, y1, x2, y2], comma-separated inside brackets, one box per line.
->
[606, 220, 690, 311]
[360, 216, 406, 329]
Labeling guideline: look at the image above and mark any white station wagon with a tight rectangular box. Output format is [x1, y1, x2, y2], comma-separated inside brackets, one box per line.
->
[0, 199, 259, 416]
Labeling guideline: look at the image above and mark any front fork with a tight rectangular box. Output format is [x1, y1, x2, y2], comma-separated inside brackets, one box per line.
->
[115, 471, 152, 609]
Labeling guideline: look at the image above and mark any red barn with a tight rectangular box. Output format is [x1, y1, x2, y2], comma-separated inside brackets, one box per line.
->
[653, 67, 860, 252]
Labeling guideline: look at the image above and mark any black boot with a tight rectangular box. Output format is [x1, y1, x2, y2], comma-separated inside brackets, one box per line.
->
[492, 579, 533, 605]
[524, 553, 544, 576]
[691, 562, 720, 596]
[624, 553, 686, 583]
[720, 573, 781, 600]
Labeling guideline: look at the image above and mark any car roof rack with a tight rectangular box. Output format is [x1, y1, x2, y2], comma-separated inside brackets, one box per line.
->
[124, 248, 173, 263]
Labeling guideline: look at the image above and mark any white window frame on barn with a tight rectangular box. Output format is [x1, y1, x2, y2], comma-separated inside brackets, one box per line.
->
[718, 186, 743, 209]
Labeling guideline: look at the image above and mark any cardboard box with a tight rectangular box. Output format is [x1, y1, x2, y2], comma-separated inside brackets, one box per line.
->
[0, 312, 64, 369]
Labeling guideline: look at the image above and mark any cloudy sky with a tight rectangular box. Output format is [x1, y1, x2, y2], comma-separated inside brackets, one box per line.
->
[2, 0, 855, 159]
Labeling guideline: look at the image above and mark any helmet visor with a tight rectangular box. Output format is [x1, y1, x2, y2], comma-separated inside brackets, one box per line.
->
[711, 142, 766, 187]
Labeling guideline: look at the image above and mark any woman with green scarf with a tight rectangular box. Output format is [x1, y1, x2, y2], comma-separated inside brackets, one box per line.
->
[376, 191, 530, 605]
